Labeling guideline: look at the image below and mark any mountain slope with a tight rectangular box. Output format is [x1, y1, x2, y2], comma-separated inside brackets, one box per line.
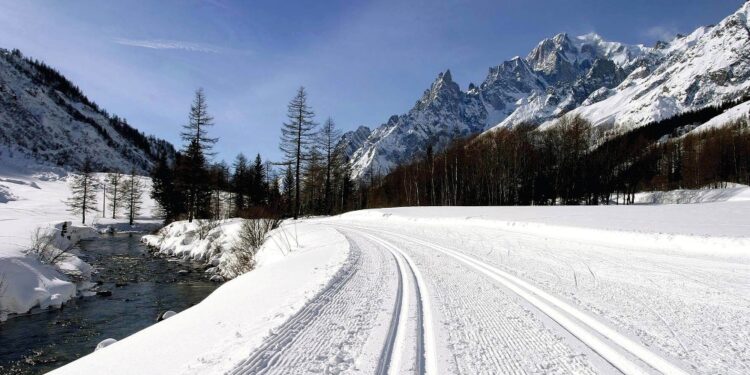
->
[0, 48, 174, 174]
[345, 3, 750, 180]
[544, 2, 750, 131]
[346, 32, 654, 179]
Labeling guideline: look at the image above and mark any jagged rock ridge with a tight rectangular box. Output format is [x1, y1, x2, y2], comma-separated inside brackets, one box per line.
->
[345, 3, 750, 179]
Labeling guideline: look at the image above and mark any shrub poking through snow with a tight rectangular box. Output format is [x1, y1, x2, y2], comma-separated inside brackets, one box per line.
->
[223, 218, 280, 277]
[25, 227, 75, 267]
[197, 218, 220, 240]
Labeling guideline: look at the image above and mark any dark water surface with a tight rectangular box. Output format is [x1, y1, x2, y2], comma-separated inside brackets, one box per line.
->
[0, 234, 218, 374]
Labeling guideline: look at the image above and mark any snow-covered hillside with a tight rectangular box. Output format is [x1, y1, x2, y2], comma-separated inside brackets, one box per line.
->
[689, 100, 750, 134]
[53, 191, 750, 374]
[0, 48, 174, 173]
[345, 3, 750, 179]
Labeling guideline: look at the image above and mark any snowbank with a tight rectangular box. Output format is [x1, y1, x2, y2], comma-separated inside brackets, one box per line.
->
[628, 183, 750, 204]
[51, 221, 350, 375]
[143, 218, 296, 280]
[335, 196, 750, 258]
[142, 219, 242, 265]
[0, 222, 97, 320]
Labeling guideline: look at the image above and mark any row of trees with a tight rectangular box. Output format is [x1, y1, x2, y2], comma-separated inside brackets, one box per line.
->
[100, 85, 750, 223]
[365, 113, 750, 207]
[67, 160, 144, 225]
[149, 87, 356, 224]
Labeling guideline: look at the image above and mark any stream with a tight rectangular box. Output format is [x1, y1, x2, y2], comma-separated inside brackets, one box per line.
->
[0, 233, 219, 374]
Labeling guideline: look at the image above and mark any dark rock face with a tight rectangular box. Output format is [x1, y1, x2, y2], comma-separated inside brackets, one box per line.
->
[339, 126, 372, 160]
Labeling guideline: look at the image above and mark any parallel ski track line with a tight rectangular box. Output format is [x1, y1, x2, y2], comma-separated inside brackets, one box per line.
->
[373, 232, 405, 375]
[227, 239, 363, 375]
[356, 231, 427, 375]
[345, 224, 689, 375]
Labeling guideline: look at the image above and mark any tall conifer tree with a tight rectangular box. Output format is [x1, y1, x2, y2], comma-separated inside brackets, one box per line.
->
[279, 87, 316, 219]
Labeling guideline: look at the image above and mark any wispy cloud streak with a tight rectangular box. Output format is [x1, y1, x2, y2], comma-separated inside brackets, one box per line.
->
[114, 38, 223, 53]
[643, 26, 680, 42]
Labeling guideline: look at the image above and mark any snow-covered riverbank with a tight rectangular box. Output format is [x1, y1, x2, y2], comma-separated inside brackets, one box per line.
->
[52, 221, 350, 375]
[0, 165, 160, 320]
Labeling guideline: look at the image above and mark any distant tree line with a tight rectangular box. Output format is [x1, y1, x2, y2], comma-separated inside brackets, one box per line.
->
[364, 104, 750, 207]
[147, 87, 749, 222]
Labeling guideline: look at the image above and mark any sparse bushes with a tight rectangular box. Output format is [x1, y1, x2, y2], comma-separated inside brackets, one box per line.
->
[238, 218, 280, 250]
[24, 227, 75, 266]
[223, 218, 280, 277]
[196, 218, 221, 240]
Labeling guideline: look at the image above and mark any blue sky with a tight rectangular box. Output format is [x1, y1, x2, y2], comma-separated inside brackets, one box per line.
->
[0, 0, 743, 164]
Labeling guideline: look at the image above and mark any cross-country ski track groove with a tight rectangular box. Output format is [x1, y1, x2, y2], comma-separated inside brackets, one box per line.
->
[359, 231, 432, 375]
[227, 222, 695, 374]
[229, 229, 430, 375]
[342, 224, 689, 375]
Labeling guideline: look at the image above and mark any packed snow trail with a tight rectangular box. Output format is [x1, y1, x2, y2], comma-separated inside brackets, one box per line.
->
[226, 214, 746, 374]
[323, 208, 750, 375]
[229, 230, 429, 375]
[231, 224, 625, 374]
[49, 203, 750, 374]
[344, 224, 688, 375]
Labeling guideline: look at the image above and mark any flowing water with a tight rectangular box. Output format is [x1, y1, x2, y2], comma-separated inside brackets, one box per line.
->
[0, 233, 219, 374]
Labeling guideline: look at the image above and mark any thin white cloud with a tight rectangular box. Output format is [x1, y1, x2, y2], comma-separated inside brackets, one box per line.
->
[643, 25, 679, 42]
[114, 38, 223, 53]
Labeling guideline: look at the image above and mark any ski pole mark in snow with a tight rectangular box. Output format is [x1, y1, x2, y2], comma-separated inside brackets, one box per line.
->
[364, 226, 690, 375]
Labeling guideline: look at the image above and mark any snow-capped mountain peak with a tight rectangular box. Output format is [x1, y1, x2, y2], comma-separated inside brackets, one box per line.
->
[417, 70, 461, 109]
[344, 3, 750, 180]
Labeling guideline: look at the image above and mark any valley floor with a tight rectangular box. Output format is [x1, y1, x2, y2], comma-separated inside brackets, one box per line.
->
[51, 188, 750, 374]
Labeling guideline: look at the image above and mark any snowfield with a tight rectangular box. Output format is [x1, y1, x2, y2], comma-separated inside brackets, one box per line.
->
[52, 185, 750, 374]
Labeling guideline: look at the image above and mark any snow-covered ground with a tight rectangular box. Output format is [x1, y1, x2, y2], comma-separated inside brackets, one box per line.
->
[0, 160, 160, 320]
[52, 221, 349, 375]
[53, 185, 750, 374]
[624, 183, 750, 205]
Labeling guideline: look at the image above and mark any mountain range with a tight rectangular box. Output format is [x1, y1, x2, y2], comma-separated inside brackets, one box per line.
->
[343, 2, 750, 179]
